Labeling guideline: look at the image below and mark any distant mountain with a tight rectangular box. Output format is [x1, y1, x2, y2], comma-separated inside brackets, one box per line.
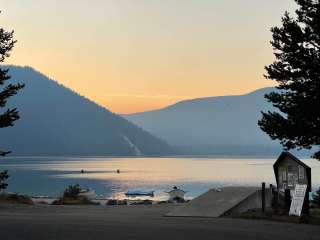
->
[124, 88, 286, 156]
[0, 66, 175, 156]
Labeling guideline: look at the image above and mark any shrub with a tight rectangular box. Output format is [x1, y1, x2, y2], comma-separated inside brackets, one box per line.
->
[52, 184, 99, 205]
[63, 184, 81, 199]
[0, 193, 33, 205]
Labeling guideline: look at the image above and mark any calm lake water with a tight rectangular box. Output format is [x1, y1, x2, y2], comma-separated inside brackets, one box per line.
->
[1, 156, 320, 200]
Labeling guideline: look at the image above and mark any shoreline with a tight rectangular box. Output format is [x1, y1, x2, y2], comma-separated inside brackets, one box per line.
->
[30, 196, 177, 206]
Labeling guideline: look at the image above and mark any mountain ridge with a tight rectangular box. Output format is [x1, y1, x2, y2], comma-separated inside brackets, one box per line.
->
[0, 66, 175, 156]
[123, 87, 285, 155]
[123, 87, 274, 116]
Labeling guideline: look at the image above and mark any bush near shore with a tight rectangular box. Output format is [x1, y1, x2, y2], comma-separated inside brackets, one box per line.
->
[0, 193, 33, 205]
[52, 184, 98, 205]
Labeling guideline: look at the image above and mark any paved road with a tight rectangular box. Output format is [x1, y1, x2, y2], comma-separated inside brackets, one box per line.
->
[0, 204, 319, 240]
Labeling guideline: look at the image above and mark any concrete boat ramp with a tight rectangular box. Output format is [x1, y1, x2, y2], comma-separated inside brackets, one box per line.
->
[167, 187, 261, 218]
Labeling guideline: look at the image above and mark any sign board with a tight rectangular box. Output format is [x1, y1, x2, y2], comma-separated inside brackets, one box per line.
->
[289, 184, 307, 216]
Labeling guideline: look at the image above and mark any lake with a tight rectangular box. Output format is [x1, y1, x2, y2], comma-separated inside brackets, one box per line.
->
[1, 156, 319, 200]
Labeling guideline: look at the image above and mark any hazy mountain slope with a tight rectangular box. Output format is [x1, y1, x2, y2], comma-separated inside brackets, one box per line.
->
[124, 88, 282, 154]
[0, 66, 174, 156]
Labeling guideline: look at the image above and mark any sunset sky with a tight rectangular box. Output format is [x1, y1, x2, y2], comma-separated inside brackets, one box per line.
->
[1, 0, 296, 114]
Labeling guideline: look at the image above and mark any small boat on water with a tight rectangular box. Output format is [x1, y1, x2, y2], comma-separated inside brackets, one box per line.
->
[78, 188, 96, 200]
[166, 186, 186, 202]
[125, 190, 154, 197]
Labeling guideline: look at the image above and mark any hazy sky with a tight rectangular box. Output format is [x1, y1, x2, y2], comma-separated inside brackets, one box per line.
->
[1, 0, 296, 113]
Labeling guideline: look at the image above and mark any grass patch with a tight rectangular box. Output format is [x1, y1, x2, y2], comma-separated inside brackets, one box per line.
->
[230, 208, 320, 225]
[52, 196, 99, 205]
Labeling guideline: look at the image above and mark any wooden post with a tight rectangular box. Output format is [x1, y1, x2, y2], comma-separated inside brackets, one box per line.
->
[269, 184, 273, 206]
[262, 182, 266, 212]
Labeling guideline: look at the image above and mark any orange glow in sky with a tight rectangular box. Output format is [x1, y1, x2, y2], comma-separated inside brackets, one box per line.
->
[0, 0, 296, 114]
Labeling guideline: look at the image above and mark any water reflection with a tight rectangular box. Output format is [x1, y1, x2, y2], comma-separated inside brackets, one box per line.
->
[2, 157, 320, 200]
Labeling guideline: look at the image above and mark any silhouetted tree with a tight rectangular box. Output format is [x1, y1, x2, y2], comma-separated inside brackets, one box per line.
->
[0, 12, 24, 190]
[258, 0, 320, 160]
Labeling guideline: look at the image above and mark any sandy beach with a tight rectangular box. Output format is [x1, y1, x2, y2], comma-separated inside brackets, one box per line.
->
[0, 203, 319, 240]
